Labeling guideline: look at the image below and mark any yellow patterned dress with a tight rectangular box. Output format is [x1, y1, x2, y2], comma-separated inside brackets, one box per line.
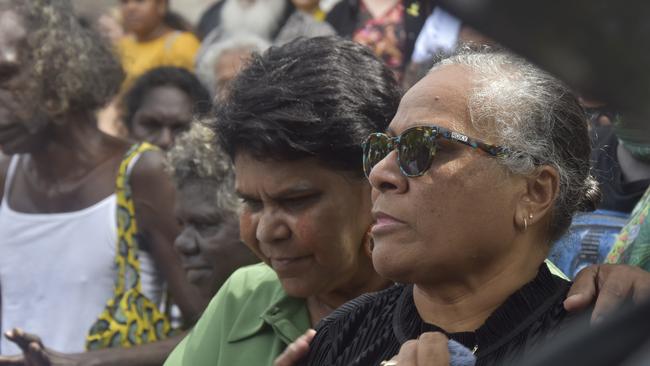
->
[86, 143, 174, 350]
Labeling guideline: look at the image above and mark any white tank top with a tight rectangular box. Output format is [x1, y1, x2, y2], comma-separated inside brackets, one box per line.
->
[0, 155, 163, 355]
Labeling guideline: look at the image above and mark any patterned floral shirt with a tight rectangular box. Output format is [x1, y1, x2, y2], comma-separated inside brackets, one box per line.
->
[607, 187, 650, 270]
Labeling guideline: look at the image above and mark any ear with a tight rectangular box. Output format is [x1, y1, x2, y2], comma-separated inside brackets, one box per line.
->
[514, 165, 560, 232]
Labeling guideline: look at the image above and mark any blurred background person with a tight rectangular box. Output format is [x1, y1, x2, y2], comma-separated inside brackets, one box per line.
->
[273, 0, 336, 45]
[0, 0, 203, 359]
[548, 116, 650, 278]
[326, 0, 431, 82]
[195, 33, 270, 100]
[118, 0, 200, 88]
[195, 0, 334, 64]
[168, 122, 260, 307]
[122, 66, 212, 150]
[196, 0, 293, 42]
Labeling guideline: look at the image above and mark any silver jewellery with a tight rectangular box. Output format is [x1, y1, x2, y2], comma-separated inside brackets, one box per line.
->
[380, 361, 398, 366]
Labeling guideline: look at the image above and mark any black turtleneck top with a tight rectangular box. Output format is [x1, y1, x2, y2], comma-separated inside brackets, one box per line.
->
[303, 264, 573, 366]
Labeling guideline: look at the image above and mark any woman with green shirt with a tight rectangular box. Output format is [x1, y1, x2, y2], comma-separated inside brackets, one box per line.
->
[165, 36, 398, 366]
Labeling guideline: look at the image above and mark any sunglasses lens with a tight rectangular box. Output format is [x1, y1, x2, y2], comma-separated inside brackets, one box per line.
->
[363, 133, 391, 177]
[398, 128, 435, 176]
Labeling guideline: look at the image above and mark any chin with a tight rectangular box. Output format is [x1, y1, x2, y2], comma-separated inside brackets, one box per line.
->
[279, 277, 318, 299]
[372, 248, 413, 284]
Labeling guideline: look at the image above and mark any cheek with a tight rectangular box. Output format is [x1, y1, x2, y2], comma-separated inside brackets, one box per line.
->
[239, 212, 265, 259]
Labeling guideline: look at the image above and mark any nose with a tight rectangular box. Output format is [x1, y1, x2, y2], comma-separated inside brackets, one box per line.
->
[174, 228, 200, 256]
[256, 209, 291, 244]
[157, 128, 174, 150]
[367, 149, 408, 194]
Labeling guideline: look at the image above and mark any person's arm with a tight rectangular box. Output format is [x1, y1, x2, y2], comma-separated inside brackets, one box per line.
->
[0, 329, 186, 366]
[565, 264, 650, 323]
[130, 150, 205, 324]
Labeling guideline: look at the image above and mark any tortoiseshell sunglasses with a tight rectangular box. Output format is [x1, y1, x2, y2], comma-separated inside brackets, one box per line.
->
[362, 125, 511, 178]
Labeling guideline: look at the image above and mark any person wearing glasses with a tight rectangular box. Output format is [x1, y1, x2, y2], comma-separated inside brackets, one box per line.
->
[300, 48, 602, 365]
[165, 38, 650, 366]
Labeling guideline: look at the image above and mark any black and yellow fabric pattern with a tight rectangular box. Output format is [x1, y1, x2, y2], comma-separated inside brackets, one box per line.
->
[86, 142, 174, 350]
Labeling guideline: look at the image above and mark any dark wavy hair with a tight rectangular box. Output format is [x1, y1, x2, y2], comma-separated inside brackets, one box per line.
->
[215, 36, 401, 176]
[122, 66, 212, 129]
[7, 0, 124, 116]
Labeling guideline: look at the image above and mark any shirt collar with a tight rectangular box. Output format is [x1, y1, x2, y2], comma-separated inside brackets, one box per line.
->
[227, 279, 310, 345]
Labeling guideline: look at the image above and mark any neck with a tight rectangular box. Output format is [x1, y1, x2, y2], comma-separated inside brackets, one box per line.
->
[413, 236, 547, 333]
[306, 255, 391, 325]
[28, 112, 113, 182]
[135, 22, 171, 42]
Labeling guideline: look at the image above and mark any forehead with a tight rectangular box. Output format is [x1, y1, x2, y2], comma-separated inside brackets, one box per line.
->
[139, 85, 192, 111]
[234, 153, 340, 195]
[175, 180, 222, 211]
[389, 64, 478, 136]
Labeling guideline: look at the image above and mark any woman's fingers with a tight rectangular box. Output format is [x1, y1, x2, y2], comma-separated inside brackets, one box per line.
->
[273, 329, 316, 366]
[417, 332, 449, 366]
[388, 333, 450, 366]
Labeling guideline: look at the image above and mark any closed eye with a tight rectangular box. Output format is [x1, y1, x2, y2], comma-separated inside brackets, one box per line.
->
[240, 197, 263, 211]
[279, 193, 321, 211]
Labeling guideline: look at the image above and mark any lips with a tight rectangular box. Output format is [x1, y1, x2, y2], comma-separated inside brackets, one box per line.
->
[270, 255, 312, 276]
[371, 211, 407, 235]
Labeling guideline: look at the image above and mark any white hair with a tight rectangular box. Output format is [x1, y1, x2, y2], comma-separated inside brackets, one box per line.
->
[432, 47, 600, 241]
[196, 33, 270, 97]
[167, 121, 239, 214]
[220, 0, 286, 39]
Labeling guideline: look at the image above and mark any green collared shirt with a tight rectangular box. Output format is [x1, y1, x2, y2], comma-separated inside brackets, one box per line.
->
[164, 263, 311, 366]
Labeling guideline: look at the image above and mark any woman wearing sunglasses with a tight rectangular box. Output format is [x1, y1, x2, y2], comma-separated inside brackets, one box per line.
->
[300, 49, 602, 365]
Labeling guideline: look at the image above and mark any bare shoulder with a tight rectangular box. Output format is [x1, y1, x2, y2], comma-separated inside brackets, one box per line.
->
[125, 150, 175, 225]
[0, 154, 12, 202]
[131, 148, 168, 182]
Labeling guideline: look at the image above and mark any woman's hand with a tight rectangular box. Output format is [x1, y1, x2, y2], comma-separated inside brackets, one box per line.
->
[273, 329, 316, 366]
[383, 332, 450, 366]
[565, 264, 650, 323]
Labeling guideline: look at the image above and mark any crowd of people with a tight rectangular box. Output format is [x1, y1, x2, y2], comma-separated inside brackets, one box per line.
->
[0, 0, 649, 365]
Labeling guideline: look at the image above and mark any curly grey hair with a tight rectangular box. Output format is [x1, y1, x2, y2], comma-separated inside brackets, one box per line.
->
[433, 47, 600, 242]
[167, 121, 239, 214]
[195, 33, 270, 97]
[4, 0, 123, 116]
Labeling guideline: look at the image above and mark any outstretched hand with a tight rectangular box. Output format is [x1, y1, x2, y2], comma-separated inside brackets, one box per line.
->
[564, 264, 650, 323]
[0, 329, 87, 366]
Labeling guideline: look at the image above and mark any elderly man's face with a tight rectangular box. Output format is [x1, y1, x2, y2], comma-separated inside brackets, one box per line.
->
[368, 64, 523, 286]
[0, 9, 49, 155]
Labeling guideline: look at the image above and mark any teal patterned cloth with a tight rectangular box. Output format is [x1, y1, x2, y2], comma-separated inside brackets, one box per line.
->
[606, 187, 650, 270]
